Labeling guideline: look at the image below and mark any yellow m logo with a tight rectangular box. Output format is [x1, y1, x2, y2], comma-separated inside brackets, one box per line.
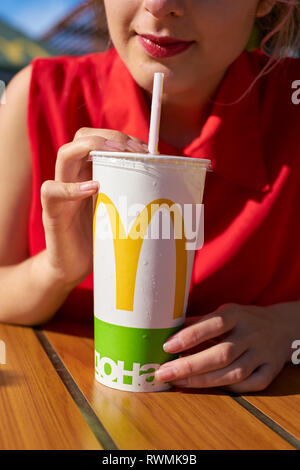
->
[93, 194, 187, 319]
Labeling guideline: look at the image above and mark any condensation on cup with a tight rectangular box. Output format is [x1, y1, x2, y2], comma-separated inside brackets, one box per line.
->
[91, 151, 211, 392]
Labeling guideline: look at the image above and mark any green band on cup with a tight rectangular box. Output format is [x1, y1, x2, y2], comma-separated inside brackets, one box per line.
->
[94, 317, 181, 390]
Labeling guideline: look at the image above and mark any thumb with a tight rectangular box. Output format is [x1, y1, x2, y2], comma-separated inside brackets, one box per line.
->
[41, 179, 99, 218]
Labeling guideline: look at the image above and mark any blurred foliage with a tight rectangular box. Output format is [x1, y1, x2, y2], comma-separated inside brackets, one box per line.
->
[0, 19, 54, 72]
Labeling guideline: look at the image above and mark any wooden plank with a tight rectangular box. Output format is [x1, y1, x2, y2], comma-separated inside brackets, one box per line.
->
[240, 364, 300, 442]
[0, 323, 103, 450]
[43, 322, 294, 450]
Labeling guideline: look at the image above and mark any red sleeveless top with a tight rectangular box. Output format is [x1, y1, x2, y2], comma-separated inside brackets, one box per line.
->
[27, 47, 300, 323]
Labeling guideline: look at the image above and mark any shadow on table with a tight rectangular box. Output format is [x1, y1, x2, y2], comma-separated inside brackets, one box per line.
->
[37, 319, 93, 339]
[170, 386, 229, 397]
[0, 370, 20, 387]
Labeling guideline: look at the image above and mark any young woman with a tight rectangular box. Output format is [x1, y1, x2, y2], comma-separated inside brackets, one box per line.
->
[0, 0, 299, 392]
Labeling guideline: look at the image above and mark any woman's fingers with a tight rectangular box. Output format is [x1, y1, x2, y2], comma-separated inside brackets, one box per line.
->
[41, 179, 99, 219]
[55, 136, 108, 182]
[73, 127, 149, 149]
[163, 304, 239, 353]
[56, 133, 148, 182]
[169, 349, 263, 389]
[74, 127, 149, 153]
[222, 363, 275, 393]
[156, 329, 249, 383]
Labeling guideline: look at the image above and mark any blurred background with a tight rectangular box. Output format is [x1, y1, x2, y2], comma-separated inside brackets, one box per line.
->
[0, 0, 109, 83]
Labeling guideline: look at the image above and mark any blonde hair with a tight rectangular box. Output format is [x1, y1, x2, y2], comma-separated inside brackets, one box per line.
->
[234, 0, 300, 103]
[258, 0, 300, 59]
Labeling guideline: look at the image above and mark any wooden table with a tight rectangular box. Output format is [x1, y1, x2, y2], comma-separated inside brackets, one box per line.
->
[0, 320, 299, 450]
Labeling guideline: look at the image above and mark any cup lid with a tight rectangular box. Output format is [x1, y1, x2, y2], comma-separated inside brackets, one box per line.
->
[89, 150, 212, 170]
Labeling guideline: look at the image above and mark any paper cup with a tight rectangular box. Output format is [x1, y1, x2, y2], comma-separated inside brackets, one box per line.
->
[91, 151, 211, 392]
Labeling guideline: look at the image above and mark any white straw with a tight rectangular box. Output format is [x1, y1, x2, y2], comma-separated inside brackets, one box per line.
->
[148, 72, 164, 155]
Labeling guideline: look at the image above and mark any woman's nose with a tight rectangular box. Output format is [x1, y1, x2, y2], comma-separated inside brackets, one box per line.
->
[144, 0, 184, 18]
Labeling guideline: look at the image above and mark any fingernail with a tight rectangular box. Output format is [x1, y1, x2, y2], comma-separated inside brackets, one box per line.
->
[127, 140, 146, 153]
[163, 337, 183, 352]
[155, 367, 177, 382]
[104, 140, 126, 151]
[80, 181, 99, 192]
[142, 143, 149, 152]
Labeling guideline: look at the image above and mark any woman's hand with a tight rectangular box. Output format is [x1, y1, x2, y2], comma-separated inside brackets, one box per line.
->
[155, 301, 300, 392]
[41, 128, 148, 288]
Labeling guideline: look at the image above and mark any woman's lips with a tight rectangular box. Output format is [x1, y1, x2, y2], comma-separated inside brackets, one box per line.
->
[137, 34, 194, 58]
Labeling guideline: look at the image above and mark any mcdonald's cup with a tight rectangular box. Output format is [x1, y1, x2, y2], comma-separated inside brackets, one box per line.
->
[91, 151, 211, 392]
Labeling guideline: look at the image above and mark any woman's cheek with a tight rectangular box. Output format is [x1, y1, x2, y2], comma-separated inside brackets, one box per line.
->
[200, 6, 256, 58]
